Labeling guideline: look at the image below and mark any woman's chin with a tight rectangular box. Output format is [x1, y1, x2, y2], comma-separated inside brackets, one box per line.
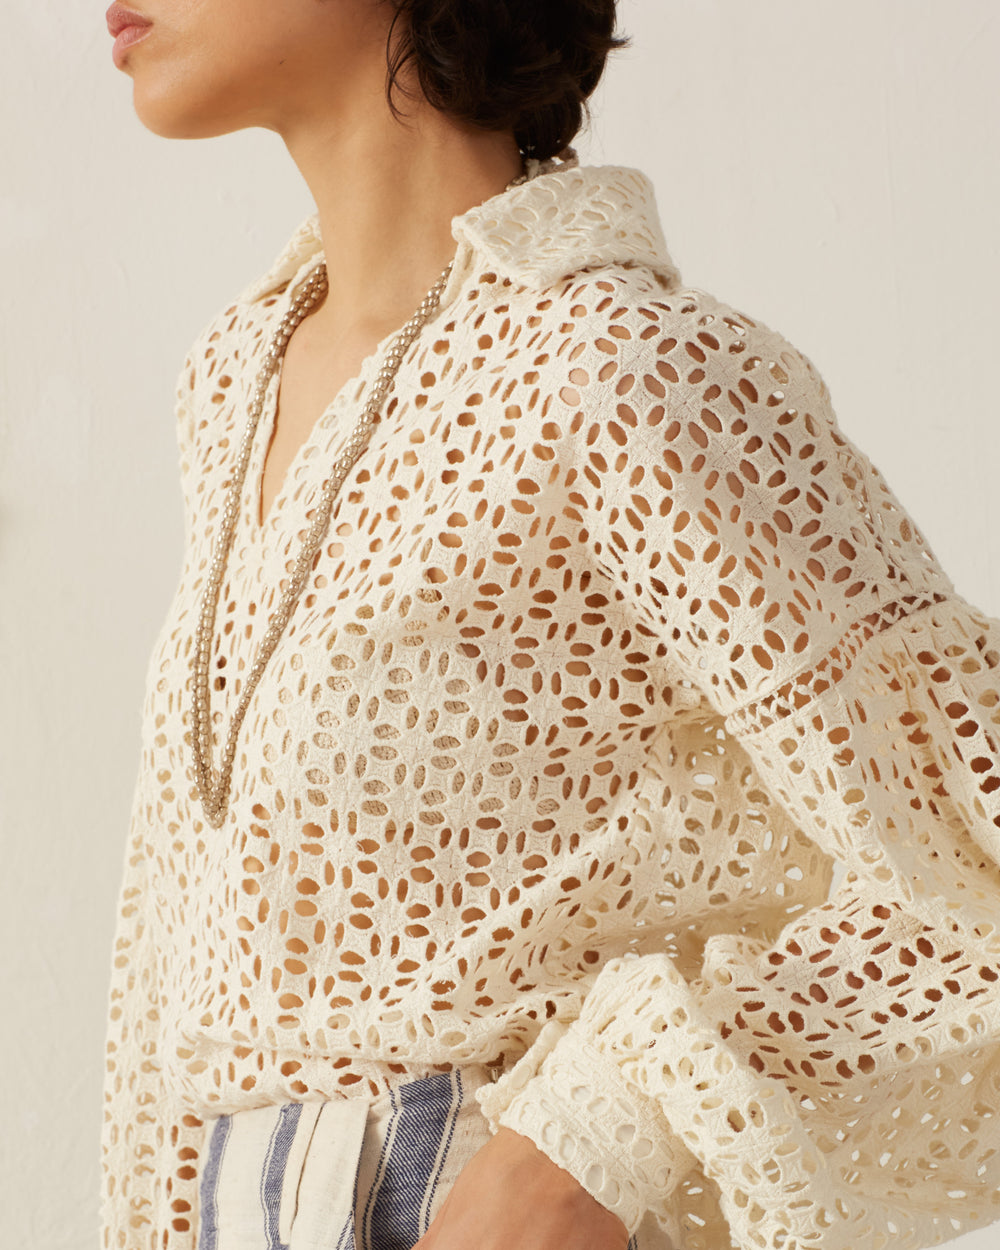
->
[131, 88, 240, 142]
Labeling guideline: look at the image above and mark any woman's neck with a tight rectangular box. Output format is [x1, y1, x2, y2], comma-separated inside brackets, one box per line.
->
[279, 87, 524, 343]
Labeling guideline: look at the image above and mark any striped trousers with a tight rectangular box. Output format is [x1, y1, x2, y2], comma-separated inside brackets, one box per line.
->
[197, 1065, 653, 1250]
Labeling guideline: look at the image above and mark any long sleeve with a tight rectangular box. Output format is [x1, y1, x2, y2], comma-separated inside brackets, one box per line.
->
[477, 295, 1000, 1248]
[98, 355, 209, 1250]
[98, 775, 206, 1250]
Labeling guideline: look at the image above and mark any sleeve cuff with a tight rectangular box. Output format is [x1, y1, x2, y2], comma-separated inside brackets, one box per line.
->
[475, 1019, 696, 1236]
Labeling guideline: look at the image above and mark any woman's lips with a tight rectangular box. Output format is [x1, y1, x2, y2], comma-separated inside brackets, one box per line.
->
[106, 2, 152, 37]
[111, 22, 153, 69]
[106, 3, 153, 69]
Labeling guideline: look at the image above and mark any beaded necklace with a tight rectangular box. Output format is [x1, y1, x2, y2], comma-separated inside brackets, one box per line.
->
[190, 165, 530, 829]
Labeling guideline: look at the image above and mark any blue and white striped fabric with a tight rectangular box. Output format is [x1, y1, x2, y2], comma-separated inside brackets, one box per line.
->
[196, 1066, 648, 1250]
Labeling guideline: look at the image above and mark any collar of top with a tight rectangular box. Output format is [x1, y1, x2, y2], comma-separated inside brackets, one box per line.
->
[238, 147, 682, 307]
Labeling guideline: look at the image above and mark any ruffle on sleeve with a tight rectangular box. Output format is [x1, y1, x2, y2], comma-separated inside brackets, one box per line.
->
[483, 594, 1000, 1247]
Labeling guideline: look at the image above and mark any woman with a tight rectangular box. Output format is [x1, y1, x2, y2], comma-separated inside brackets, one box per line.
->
[99, 2, 1000, 1249]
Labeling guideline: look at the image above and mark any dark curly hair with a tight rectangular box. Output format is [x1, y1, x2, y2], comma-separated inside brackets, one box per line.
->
[379, 0, 630, 161]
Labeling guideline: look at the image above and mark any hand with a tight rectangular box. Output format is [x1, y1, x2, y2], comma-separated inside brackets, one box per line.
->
[413, 1125, 631, 1250]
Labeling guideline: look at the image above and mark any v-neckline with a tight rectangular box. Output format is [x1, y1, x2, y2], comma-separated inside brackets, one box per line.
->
[244, 273, 421, 545]
[239, 163, 557, 546]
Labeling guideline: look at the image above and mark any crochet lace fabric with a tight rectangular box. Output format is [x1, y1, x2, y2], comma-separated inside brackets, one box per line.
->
[100, 153, 1000, 1250]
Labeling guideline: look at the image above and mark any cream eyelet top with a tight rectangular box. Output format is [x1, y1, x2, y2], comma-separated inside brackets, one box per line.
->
[100, 150, 1000, 1250]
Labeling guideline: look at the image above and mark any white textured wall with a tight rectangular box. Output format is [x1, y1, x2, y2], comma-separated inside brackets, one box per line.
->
[2, 1, 997, 1245]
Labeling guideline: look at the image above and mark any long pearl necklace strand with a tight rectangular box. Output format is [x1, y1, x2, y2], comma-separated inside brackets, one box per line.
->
[190, 165, 530, 830]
